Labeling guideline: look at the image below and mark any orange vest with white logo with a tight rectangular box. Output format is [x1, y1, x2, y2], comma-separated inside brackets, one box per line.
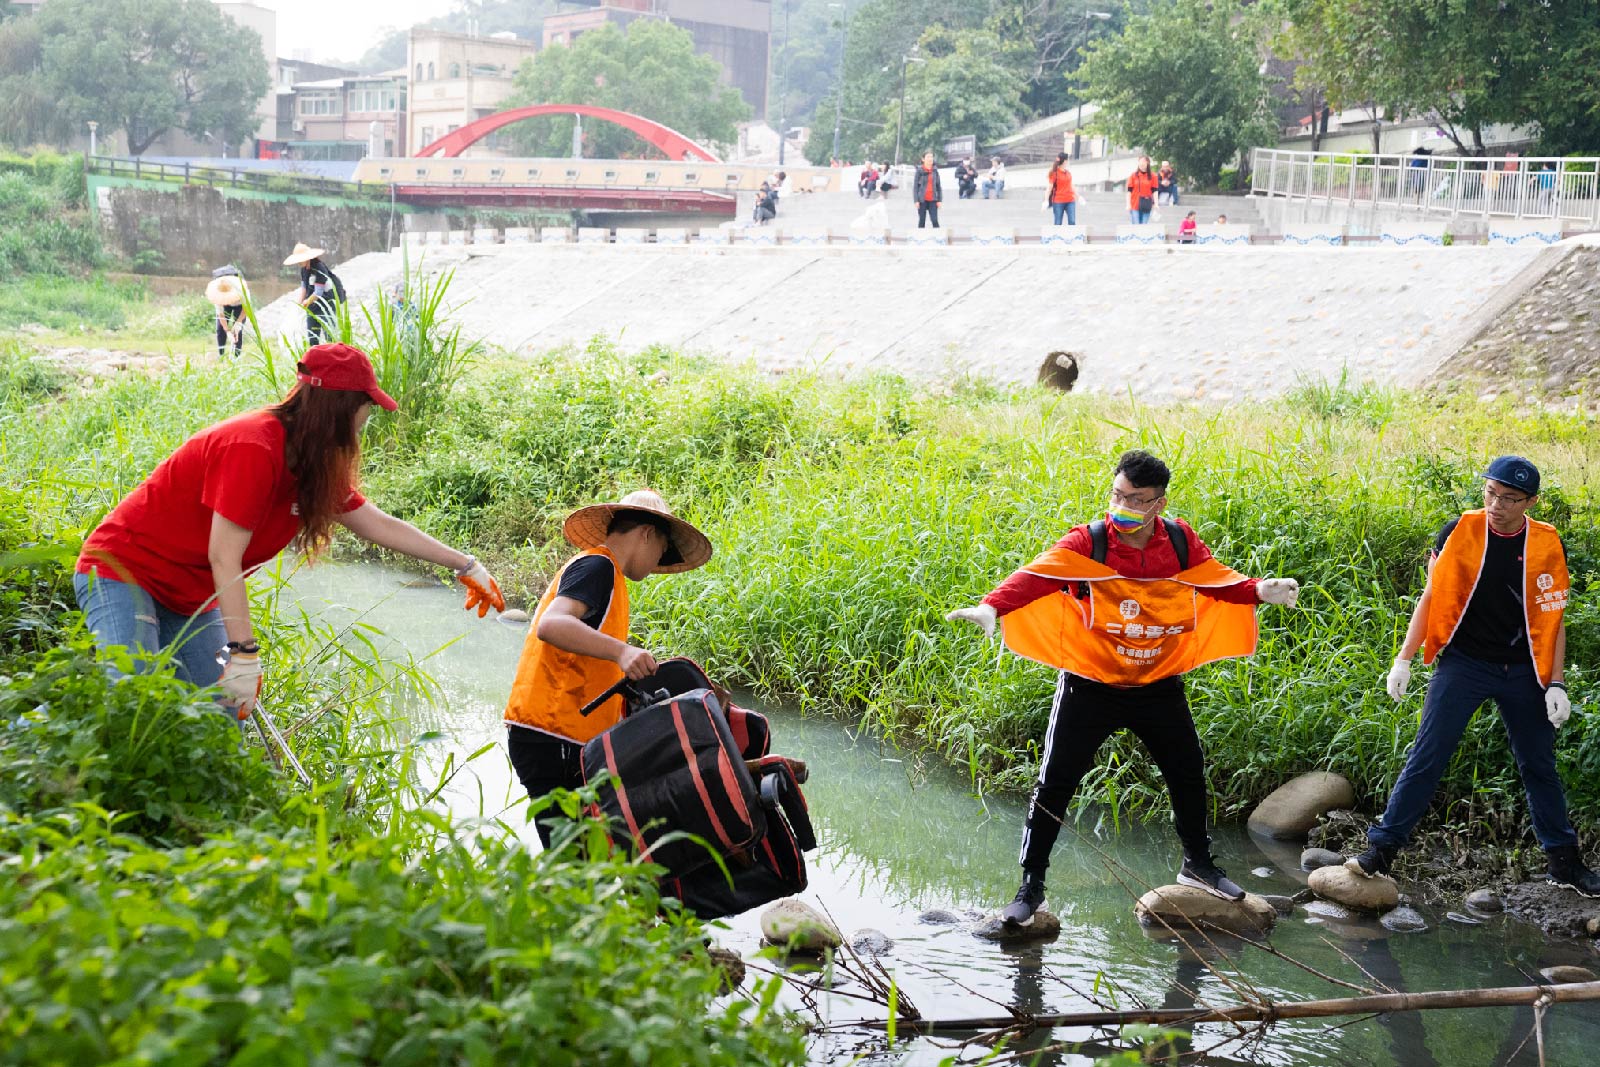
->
[1000, 546, 1258, 686]
[1423, 510, 1568, 685]
[504, 548, 630, 743]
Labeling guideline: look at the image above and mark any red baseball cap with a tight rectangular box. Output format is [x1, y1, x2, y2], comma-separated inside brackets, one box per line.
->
[296, 343, 397, 411]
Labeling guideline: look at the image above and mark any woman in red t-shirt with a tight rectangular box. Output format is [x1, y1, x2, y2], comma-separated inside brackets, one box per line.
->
[1126, 155, 1159, 224]
[1043, 152, 1078, 227]
[74, 342, 505, 712]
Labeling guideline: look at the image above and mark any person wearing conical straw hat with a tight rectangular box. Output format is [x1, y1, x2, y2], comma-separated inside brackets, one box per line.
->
[283, 242, 346, 346]
[503, 489, 712, 849]
[206, 265, 248, 359]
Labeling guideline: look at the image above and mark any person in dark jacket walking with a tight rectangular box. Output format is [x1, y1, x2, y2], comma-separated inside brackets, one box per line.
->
[912, 151, 943, 229]
[284, 243, 347, 346]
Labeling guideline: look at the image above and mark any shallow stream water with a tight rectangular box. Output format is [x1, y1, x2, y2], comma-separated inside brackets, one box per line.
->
[289, 561, 1600, 1066]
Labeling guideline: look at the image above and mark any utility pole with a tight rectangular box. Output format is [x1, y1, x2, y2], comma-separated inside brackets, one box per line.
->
[829, 2, 848, 163]
[893, 52, 923, 169]
[777, 0, 791, 165]
[1072, 10, 1113, 161]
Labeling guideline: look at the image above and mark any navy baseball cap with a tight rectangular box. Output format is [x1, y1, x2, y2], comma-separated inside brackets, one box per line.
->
[1481, 455, 1540, 496]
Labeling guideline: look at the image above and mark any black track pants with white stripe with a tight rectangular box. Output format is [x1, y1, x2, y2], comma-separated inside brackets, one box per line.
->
[1018, 672, 1211, 873]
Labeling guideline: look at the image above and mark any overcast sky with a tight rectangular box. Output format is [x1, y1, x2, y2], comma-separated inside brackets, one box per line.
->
[260, 0, 458, 63]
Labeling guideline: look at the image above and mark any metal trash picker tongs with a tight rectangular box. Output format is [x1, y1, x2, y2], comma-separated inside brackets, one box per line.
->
[238, 696, 313, 788]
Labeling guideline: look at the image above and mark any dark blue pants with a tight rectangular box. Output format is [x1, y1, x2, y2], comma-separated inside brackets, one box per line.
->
[1368, 650, 1576, 851]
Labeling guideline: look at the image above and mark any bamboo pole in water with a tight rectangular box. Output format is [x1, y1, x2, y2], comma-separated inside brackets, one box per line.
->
[853, 980, 1600, 1034]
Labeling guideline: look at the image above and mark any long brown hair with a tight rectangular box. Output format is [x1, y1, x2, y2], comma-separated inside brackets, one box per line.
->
[269, 383, 367, 557]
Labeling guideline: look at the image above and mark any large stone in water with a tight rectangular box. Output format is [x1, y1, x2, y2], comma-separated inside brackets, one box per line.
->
[1465, 888, 1504, 913]
[1248, 772, 1357, 840]
[1134, 885, 1277, 937]
[760, 899, 842, 954]
[1300, 848, 1344, 871]
[1380, 906, 1429, 933]
[1308, 864, 1399, 914]
[498, 608, 531, 623]
[971, 909, 1063, 943]
[1540, 966, 1598, 985]
[848, 928, 894, 956]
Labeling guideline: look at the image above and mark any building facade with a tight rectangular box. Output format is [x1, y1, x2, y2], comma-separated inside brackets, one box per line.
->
[542, 0, 771, 115]
[273, 71, 407, 161]
[407, 30, 539, 158]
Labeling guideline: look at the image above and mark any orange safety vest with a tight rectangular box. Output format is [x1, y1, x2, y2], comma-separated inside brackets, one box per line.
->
[504, 547, 631, 743]
[1000, 545, 1258, 687]
[1423, 510, 1568, 685]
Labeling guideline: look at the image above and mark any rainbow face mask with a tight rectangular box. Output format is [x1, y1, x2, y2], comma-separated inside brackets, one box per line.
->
[1107, 501, 1154, 534]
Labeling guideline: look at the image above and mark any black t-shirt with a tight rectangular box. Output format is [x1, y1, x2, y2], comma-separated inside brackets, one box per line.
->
[554, 554, 616, 630]
[1432, 518, 1564, 663]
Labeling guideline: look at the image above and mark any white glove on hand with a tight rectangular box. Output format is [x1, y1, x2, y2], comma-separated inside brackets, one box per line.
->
[1385, 657, 1412, 702]
[219, 651, 264, 714]
[1256, 578, 1300, 607]
[945, 603, 997, 640]
[1546, 685, 1571, 729]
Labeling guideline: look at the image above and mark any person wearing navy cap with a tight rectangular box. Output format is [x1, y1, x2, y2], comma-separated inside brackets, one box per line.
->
[76, 342, 505, 719]
[1347, 455, 1596, 896]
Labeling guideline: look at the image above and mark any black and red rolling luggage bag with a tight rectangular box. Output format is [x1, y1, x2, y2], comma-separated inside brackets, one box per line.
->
[578, 658, 816, 919]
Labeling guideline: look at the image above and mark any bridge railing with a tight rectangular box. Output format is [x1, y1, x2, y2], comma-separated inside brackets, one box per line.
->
[88, 155, 383, 200]
[1250, 148, 1600, 225]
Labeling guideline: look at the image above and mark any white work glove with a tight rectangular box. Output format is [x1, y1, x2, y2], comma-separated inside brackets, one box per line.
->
[1256, 578, 1300, 607]
[1546, 684, 1571, 729]
[1385, 656, 1412, 702]
[219, 651, 264, 717]
[945, 603, 997, 640]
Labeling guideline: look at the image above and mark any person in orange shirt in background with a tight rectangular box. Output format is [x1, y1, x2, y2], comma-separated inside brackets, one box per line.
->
[1349, 456, 1597, 897]
[502, 490, 712, 848]
[912, 149, 943, 229]
[946, 450, 1301, 925]
[1126, 155, 1159, 224]
[1043, 152, 1078, 226]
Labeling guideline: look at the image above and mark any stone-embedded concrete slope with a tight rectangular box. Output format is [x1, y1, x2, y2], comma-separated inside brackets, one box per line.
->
[260, 242, 1543, 402]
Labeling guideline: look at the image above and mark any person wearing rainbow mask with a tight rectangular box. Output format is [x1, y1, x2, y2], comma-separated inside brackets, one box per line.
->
[947, 450, 1300, 925]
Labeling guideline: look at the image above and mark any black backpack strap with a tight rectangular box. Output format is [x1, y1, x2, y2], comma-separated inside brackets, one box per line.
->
[1088, 519, 1108, 563]
[1163, 517, 1189, 571]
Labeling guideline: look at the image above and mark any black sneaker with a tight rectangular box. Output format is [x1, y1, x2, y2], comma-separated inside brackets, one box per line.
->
[1000, 872, 1047, 926]
[1345, 844, 1396, 879]
[1547, 846, 1600, 899]
[1178, 858, 1245, 901]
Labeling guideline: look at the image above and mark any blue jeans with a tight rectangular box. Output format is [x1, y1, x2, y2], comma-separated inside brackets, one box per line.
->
[1129, 209, 1152, 224]
[73, 571, 227, 690]
[1050, 201, 1077, 226]
[1368, 651, 1576, 852]
[982, 179, 1004, 199]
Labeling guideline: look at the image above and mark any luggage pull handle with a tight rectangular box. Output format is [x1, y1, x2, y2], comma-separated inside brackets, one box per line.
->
[578, 677, 669, 718]
[757, 764, 818, 852]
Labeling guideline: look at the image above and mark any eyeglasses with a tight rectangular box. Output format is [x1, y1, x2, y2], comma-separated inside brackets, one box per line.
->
[1483, 487, 1531, 506]
[1110, 488, 1161, 508]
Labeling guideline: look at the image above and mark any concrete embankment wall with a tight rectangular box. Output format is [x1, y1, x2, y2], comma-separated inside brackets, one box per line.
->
[259, 242, 1551, 401]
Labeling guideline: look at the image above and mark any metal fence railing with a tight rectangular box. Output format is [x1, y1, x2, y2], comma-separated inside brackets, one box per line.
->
[88, 155, 387, 201]
[1250, 148, 1600, 226]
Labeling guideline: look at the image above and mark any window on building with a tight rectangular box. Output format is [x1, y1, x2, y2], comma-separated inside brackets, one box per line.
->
[422, 126, 435, 145]
[298, 91, 342, 117]
[427, 62, 435, 80]
[415, 63, 423, 81]
[447, 124, 459, 134]
[449, 63, 460, 78]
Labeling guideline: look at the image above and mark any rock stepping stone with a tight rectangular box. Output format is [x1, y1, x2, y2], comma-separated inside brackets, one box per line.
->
[917, 909, 963, 925]
[498, 608, 531, 623]
[1308, 864, 1400, 914]
[972, 909, 1063, 943]
[1248, 772, 1357, 840]
[1260, 894, 1297, 917]
[1540, 966, 1597, 985]
[760, 899, 842, 954]
[1134, 885, 1277, 937]
[1300, 847, 1344, 871]
[706, 946, 746, 992]
[1465, 888, 1504, 913]
[1380, 906, 1429, 933]
[847, 929, 894, 956]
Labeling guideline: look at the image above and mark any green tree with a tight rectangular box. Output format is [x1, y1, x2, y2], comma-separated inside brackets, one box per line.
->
[1281, 0, 1600, 155]
[502, 20, 750, 158]
[864, 26, 1026, 166]
[32, 0, 268, 156]
[0, 18, 74, 147]
[1078, 0, 1277, 185]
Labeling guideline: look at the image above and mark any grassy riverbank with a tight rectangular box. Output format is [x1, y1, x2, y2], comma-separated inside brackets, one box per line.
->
[0, 351, 805, 1063]
[7, 335, 1594, 854]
